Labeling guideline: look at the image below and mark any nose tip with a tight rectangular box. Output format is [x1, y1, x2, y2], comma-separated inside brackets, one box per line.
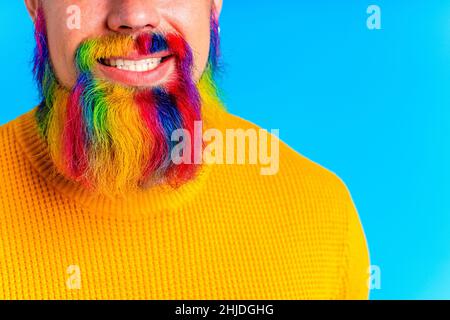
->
[107, 1, 161, 34]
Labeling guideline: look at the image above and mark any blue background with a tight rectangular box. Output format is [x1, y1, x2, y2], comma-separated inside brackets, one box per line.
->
[1, 1, 450, 299]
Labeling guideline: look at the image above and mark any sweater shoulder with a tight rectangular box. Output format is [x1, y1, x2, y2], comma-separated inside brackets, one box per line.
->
[0, 117, 19, 141]
[0, 112, 33, 189]
[215, 111, 352, 204]
[210, 112, 370, 298]
[0, 115, 23, 163]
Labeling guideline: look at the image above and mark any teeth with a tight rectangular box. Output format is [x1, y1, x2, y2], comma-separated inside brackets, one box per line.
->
[104, 58, 163, 72]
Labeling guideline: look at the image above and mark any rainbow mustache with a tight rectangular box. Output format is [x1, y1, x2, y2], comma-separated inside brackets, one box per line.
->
[33, 8, 222, 195]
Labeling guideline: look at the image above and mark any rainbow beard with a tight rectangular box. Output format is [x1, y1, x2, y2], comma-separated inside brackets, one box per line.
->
[33, 9, 224, 196]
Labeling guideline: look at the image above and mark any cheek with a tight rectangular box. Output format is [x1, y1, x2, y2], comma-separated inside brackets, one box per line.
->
[47, 32, 79, 88]
[188, 17, 213, 82]
[43, 2, 77, 88]
[165, 3, 212, 81]
[190, 28, 211, 81]
[44, 1, 108, 88]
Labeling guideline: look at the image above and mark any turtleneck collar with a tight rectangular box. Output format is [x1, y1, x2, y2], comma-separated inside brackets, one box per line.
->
[13, 107, 218, 217]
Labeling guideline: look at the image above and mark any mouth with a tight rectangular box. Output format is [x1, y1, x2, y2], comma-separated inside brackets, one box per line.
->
[98, 55, 172, 72]
[96, 53, 175, 87]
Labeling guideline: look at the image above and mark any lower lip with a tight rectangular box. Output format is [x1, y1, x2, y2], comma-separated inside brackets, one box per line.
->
[96, 56, 175, 87]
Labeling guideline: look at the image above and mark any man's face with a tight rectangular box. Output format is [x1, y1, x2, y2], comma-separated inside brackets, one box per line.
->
[32, 0, 220, 89]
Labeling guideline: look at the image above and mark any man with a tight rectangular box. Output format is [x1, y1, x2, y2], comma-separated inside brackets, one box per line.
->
[0, 0, 370, 299]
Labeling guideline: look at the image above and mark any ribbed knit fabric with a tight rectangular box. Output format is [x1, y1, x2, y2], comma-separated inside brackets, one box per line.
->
[0, 107, 370, 300]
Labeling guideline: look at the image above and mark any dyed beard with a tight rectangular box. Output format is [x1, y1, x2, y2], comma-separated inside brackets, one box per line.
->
[33, 9, 223, 196]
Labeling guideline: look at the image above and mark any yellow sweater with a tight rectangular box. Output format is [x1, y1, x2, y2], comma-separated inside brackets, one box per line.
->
[0, 108, 370, 300]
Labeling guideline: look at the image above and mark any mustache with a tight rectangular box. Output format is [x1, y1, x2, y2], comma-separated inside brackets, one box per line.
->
[74, 32, 190, 74]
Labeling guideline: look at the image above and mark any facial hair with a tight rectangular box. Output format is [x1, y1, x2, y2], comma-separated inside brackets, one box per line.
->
[32, 8, 224, 197]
